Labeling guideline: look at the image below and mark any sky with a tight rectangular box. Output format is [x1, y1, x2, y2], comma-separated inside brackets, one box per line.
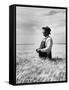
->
[16, 6, 66, 45]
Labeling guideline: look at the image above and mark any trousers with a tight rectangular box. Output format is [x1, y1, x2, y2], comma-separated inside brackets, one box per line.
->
[39, 52, 52, 59]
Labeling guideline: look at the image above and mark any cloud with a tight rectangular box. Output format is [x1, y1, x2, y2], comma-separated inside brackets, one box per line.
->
[43, 10, 63, 16]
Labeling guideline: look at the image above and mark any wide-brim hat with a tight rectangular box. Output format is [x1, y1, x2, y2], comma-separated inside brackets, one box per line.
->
[42, 26, 51, 32]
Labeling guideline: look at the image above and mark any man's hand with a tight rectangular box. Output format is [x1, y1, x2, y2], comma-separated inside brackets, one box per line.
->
[36, 48, 41, 53]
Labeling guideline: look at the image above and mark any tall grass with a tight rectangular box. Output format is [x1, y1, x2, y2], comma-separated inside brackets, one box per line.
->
[16, 52, 66, 84]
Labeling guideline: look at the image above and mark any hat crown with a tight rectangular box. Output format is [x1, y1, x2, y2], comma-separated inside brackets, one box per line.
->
[42, 26, 51, 32]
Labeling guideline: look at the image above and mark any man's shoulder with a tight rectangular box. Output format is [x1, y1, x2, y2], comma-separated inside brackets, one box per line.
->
[46, 36, 52, 41]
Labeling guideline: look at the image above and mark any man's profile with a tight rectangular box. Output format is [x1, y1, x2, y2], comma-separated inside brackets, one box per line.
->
[36, 26, 53, 59]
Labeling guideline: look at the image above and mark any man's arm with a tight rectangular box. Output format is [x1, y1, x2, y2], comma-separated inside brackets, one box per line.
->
[40, 38, 53, 53]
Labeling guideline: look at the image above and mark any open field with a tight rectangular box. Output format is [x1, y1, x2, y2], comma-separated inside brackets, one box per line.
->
[16, 44, 66, 84]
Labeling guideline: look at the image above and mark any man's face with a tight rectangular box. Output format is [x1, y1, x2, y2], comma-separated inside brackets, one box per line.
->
[42, 29, 48, 37]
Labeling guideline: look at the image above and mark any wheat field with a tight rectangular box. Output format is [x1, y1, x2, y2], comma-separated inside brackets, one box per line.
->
[16, 50, 66, 84]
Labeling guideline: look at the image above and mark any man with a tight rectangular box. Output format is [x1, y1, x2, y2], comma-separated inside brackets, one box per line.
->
[36, 26, 53, 59]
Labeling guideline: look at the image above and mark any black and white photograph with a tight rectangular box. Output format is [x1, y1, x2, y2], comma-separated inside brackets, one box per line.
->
[16, 5, 67, 84]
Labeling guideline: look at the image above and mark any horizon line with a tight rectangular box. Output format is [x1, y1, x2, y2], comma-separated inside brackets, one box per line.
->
[16, 43, 66, 45]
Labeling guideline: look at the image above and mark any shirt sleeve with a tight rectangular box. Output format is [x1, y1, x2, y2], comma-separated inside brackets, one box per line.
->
[40, 37, 53, 54]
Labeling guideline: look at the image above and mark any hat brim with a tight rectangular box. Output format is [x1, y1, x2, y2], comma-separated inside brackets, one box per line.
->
[42, 27, 46, 29]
